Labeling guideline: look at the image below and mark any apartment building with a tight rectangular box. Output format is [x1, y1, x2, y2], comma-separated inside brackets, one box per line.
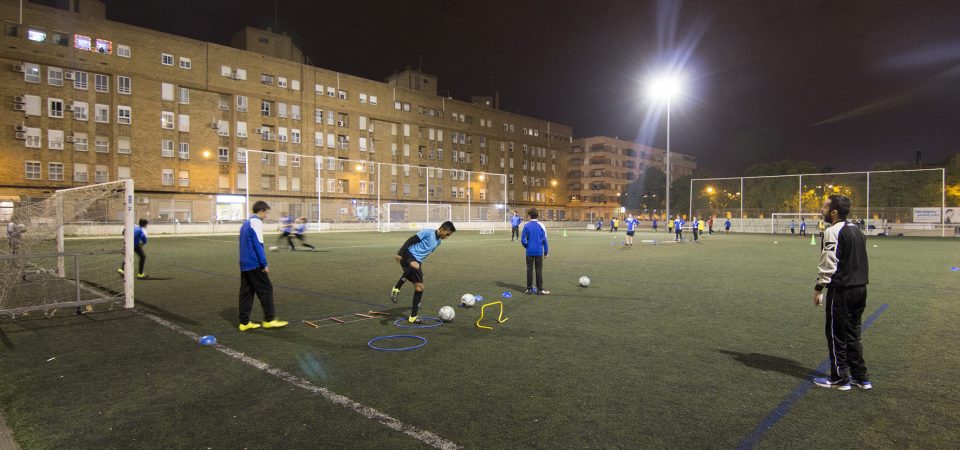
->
[0, 0, 572, 224]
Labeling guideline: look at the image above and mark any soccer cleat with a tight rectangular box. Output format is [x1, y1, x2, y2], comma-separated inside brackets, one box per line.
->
[117, 268, 124, 275]
[850, 379, 873, 390]
[136, 273, 147, 279]
[238, 322, 261, 331]
[407, 315, 425, 324]
[524, 288, 534, 295]
[261, 319, 288, 329]
[390, 288, 401, 304]
[538, 290, 551, 295]
[812, 377, 851, 391]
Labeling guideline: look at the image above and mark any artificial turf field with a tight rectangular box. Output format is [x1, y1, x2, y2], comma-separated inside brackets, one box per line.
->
[1, 228, 959, 449]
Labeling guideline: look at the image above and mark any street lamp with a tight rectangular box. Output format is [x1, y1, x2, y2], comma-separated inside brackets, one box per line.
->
[647, 73, 684, 221]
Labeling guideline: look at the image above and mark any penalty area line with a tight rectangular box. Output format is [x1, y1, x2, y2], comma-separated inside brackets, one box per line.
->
[133, 309, 460, 450]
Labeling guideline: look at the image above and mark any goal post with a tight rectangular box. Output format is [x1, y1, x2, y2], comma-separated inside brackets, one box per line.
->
[1, 179, 135, 317]
[771, 212, 821, 234]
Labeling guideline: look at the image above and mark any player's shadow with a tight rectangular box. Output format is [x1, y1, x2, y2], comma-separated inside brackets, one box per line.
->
[494, 281, 526, 292]
[0, 328, 13, 349]
[717, 349, 823, 380]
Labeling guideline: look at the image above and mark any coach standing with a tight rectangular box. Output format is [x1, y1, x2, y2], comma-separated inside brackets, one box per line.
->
[812, 195, 871, 391]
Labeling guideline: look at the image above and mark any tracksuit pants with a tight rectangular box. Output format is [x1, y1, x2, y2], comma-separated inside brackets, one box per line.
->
[824, 286, 869, 381]
[239, 269, 276, 324]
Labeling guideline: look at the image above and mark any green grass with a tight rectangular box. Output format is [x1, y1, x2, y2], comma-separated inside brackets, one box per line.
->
[2, 229, 959, 449]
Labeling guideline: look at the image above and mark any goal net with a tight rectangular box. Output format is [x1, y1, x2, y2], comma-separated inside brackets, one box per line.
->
[382, 203, 452, 232]
[1, 180, 134, 317]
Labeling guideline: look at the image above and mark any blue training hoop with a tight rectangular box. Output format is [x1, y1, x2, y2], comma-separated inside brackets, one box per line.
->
[367, 334, 428, 352]
[393, 316, 444, 329]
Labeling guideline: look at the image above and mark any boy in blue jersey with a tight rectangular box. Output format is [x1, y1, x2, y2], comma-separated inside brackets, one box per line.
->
[596, 219, 603, 231]
[652, 218, 658, 232]
[510, 211, 522, 242]
[624, 214, 639, 246]
[390, 221, 457, 323]
[521, 209, 551, 295]
[118, 219, 149, 278]
[291, 217, 316, 251]
[692, 216, 700, 241]
[238, 201, 287, 331]
[799, 218, 807, 236]
[790, 220, 796, 235]
[673, 215, 685, 241]
[276, 214, 294, 250]
[725, 218, 732, 234]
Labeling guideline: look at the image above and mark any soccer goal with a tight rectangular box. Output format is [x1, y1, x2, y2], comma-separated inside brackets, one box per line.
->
[383, 203, 452, 231]
[771, 213, 821, 234]
[1, 180, 135, 317]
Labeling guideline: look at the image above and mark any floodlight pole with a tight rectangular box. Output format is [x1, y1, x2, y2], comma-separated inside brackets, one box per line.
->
[740, 177, 744, 233]
[665, 99, 671, 222]
[865, 172, 870, 232]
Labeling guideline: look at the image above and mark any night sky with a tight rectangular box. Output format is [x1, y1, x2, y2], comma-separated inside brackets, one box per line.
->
[94, 0, 960, 176]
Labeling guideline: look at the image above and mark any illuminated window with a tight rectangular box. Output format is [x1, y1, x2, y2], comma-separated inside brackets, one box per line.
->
[27, 29, 46, 42]
[94, 39, 112, 54]
[74, 34, 92, 51]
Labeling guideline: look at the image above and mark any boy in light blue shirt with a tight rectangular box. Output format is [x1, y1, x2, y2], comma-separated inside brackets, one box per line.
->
[390, 221, 457, 323]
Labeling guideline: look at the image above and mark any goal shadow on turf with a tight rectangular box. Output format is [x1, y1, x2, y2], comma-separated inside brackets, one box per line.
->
[717, 349, 825, 380]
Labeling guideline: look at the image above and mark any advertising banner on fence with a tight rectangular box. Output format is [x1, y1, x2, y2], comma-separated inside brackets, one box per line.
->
[913, 208, 956, 223]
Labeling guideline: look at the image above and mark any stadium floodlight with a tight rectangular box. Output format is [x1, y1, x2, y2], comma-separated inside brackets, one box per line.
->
[646, 72, 685, 222]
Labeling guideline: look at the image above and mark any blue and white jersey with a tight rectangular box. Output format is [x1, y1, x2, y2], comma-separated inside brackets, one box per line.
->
[133, 226, 147, 247]
[280, 216, 293, 231]
[692, 219, 699, 229]
[239, 215, 268, 271]
[521, 220, 549, 256]
[790, 221, 796, 230]
[800, 221, 807, 231]
[725, 219, 731, 229]
[295, 222, 307, 234]
[674, 218, 685, 230]
[407, 229, 442, 262]
[625, 218, 639, 232]
[510, 215, 522, 227]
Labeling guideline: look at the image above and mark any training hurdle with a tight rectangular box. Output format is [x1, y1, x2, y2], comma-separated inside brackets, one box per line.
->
[476, 301, 508, 330]
[303, 311, 389, 328]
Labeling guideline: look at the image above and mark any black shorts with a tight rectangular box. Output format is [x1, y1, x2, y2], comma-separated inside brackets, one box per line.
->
[399, 252, 424, 283]
[281, 230, 292, 237]
[626, 230, 635, 236]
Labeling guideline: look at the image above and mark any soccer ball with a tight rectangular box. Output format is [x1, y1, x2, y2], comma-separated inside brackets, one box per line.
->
[579, 276, 590, 287]
[438, 306, 455, 322]
[269, 246, 279, 251]
[460, 293, 476, 307]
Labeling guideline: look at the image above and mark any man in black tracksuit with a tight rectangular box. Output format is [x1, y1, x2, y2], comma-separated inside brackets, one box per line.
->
[812, 195, 871, 391]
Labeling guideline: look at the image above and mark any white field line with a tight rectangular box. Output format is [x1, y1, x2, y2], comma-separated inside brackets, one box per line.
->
[134, 309, 460, 450]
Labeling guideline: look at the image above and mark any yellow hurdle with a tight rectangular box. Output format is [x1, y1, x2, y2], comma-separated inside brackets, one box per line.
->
[476, 300, 509, 330]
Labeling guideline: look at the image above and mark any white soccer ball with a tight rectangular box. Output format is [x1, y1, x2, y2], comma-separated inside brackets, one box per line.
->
[579, 276, 591, 287]
[460, 293, 476, 307]
[438, 306, 455, 322]
[268, 246, 279, 251]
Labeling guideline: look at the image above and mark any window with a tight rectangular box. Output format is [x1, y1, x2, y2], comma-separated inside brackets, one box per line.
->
[117, 45, 131, 58]
[117, 106, 131, 125]
[48, 162, 64, 181]
[48, 98, 64, 118]
[23, 63, 40, 83]
[117, 166, 131, 180]
[236, 95, 248, 112]
[178, 87, 189, 104]
[74, 34, 92, 51]
[178, 142, 190, 159]
[218, 147, 229, 162]
[94, 39, 111, 54]
[277, 102, 287, 118]
[370, 95, 378, 105]
[28, 28, 46, 42]
[161, 82, 174, 101]
[162, 169, 174, 186]
[291, 80, 300, 91]
[326, 86, 335, 97]
[237, 148, 247, 163]
[359, 137, 367, 151]
[161, 111, 174, 129]
[236, 121, 248, 138]
[394, 101, 402, 110]
[179, 57, 191, 69]
[359, 93, 367, 104]
[278, 127, 288, 143]
[261, 73, 273, 85]
[48, 130, 64, 150]
[23, 95, 40, 116]
[74, 71, 88, 90]
[314, 108, 323, 124]
[74, 133, 88, 151]
[95, 104, 109, 123]
[338, 90, 347, 100]
[95, 165, 108, 183]
[52, 32, 68, 46]
[73, 163, 88, 182]
[261, 100, 271, 116]
[291, 104, 301, 120]
[278, 77, 287, 88]
[48, 67, 63, 86]
[25, 161, 41, 180]
[95, 136, 109, 153]
[117, 136, 131, 154]
[218, 94, 230, 111]
[178, 114, 190, 132]
[162, 140, 174, 157]
[117, 76, 131, 94]
[161, 53, 174, 66]
[291, 129, 301, 144]
[178, 171, 189, 187]
[95, 73, 109, 92]
[217, 120, 230, 136]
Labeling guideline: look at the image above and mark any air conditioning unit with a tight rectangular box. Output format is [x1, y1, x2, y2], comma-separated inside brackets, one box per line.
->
[14, 131, 26, 140]
[65, 135, 75, 143]
[13, 64, 24, 73]
[210, 122, 219, 129]
[337, 121, 345, 127]
[64, 72, 75, 81]
[64, 104, 74, 112]
[255, 128, 264, 134]
[14, 96, 24, 103]
[14, 124, 25, 132]
[13, 104, 26, 111]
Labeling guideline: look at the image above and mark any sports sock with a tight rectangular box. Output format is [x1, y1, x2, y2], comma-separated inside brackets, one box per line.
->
[411, 290, 423, 316]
